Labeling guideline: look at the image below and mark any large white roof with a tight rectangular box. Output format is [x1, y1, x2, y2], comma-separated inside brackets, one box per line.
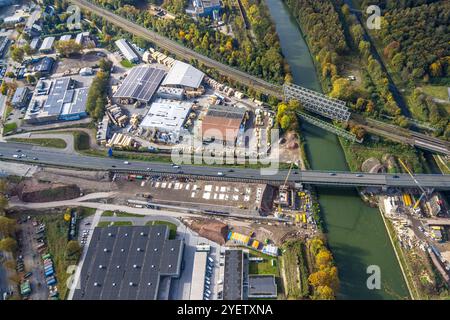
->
[162, 60, 204, 89]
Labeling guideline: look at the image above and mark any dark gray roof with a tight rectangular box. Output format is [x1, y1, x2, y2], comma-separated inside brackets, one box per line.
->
[73, 225, 183, 300]
[114, 66, 166, 102]
[223, 249, 243, 300]
[11, 87, 28, 104]
[248, 275, 277, 297]
[35, 57, 54, 73]
[207, 104, 246, 119]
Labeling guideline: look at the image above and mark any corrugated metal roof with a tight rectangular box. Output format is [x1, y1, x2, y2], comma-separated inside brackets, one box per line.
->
[162, 60, 204, 89]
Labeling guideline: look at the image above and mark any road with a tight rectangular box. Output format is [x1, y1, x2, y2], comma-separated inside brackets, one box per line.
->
[69, 0, 282, 98]
[0, 141, 449, 189]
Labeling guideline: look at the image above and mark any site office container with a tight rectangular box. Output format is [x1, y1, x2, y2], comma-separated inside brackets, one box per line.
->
[42, 254, 51, 260]
[44, 265, 54, 271]
[45, 270, 54, 277]
[44, 261, 53, 267]
[47, 279, 57, 286]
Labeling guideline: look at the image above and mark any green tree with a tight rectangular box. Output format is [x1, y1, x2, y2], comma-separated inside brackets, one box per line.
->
[0, 237, 17, 253]
[10, 46, 24, 63]
[66, 240, 81, 259]
[0, 217, 15, 237]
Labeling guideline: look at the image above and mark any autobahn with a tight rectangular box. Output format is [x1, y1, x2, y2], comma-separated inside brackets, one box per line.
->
[1, 142, 449, 190]
[69, 0, 283, 98]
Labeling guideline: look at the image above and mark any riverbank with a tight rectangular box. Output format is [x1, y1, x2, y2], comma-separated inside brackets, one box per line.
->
[266, 0, 409, 299]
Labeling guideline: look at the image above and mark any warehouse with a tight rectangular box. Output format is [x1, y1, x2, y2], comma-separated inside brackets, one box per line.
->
[114, 66, 166, 104]
[223, 249, 247, 300]
[140, 99, 193, 143]
[201, 104, 247, 144]
[162, 60, 204, 90]
[189, 251, 208, 300]
[115, 39, 140, 63]
[39, 36, 55, 53]
[24, 77, 88, 123]
[72, 225, 183, 300]
[248, 275, 277, 299]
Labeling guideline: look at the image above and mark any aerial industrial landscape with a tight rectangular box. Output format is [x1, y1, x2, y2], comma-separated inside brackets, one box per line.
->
[0, 0, 449, 305]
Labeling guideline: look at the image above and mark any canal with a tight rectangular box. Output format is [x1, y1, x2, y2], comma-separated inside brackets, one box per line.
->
[265, 0, 409, 299]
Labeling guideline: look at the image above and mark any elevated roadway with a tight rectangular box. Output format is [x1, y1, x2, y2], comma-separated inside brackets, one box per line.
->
[1, 142, 449, 189]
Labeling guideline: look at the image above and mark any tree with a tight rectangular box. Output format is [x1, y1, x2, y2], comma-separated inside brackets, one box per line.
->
[314, 285, 335, 300]
[316, 249, 333, 268]
[66, 240, 81, 259]
[0, 216, 16, 237]
[55, 39, 83, 57]
[330, 78, 356, 101]
[10, 46, 24, 63]
[0, 237, 17, 253]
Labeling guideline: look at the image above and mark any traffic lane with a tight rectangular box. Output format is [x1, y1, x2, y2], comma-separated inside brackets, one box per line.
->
[1, 142, 450, 187]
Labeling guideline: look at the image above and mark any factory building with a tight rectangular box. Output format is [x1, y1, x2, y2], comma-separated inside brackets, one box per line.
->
[39, 36, 55, 53]
[115, 39, 140, 63]
[156, 86, 184, 100]
[72, 225, 184, 300]
[162, 60, 204, 90]
[140, 99, 193, 143]
[24, 77, 88, 124]
[201, 104, 247, 144]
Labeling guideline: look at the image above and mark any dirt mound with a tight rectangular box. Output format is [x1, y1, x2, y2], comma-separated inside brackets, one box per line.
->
[185, 218, 229, 245]
[16, 180, 81, 202]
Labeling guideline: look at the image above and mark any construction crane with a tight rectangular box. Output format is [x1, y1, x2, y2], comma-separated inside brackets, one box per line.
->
[277, 161, 295, 215]
[398, 158, 430, 210]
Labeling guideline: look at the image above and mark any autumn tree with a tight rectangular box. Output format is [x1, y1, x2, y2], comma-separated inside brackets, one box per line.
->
[0, 217, 16, 237]
[10, 45, 24, 63]
[0, 237, 17, 253]
[55, 39, 83, 57]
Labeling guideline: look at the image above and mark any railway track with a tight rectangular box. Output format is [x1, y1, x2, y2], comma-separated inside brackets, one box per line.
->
[69, 0, 283, 98]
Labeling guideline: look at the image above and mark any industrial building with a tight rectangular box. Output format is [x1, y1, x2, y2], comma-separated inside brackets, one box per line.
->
[187, 0, 222, 18]
[59, 34, 72, 41]
[39, 36, 55, 53]
[0, 36, 9, 58]
[32, 56, 54, 75]
[201, 104, 247, 144]
[96, 115, 110, 145]
[162, 60, 204, 90]
[72, 225, 184, 300]
[114, 66, 166, 104]
[11, 87, 30, 109]
[24, 77, 88, 124]
[115, 39, 140, 63]
[140, 99, 193, 143]
[75, 32, 91, 46]
[157, 86, 184, 100]
[29, 37, 40, 51]
[248, 275, 277, 299]
[189, 249, 209, 300]
[223, 249, 246, 300]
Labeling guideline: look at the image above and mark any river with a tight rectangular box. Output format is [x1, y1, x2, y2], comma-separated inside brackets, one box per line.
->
[265, 0, 409, 299]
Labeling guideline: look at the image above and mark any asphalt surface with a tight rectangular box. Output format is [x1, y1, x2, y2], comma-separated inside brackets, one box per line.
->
[0, 141, 449, 189]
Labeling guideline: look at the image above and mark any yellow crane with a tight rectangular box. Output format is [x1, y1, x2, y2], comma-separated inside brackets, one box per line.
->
[398, 158, 428, 210]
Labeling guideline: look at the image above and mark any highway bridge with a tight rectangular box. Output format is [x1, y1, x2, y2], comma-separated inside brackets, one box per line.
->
[1, 142, 449, 190]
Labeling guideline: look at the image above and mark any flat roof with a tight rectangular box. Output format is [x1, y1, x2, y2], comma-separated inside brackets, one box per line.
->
[189, 251, 208, 300]
[59, 34, 72, 41]
[202, 105, 246, 142]
[11, 87, 28, 104]
[140, 99, 192, 133]
[248, 275, 277, 298]
[223, 249, 243, 300]
[162, 60, 204, 89]
[73, 225, 183, 300]
[39, 36, 55, 51]
[114, 66, 166, 102]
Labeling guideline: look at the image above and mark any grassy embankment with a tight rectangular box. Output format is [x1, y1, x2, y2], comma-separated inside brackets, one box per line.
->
[9, 138, 67, 149]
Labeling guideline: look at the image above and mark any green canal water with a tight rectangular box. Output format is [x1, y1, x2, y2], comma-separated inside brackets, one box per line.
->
[266, 0, 409, 299]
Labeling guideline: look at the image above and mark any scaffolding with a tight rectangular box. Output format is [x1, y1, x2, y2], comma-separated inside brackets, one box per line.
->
[283, 83, 351, 122]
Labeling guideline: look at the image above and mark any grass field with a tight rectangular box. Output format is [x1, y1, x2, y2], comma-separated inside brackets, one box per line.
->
[421, 85, 449, 101]
[9, 137, 67, 149]
[248, 251, 279, 275]
[3, 122, 17, 135]
[102, 210, 143, 218]
[73, 132, 90, 151]
[281, 240, 310, 299]
[145, 220, 177, 239]
[120, 59, 134, 68]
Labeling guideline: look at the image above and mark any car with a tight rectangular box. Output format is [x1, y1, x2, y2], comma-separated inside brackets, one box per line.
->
[329, 172, 337, 176]
[228, 169, 234, 172]
[23, 272, 32, 279]
[146, 167, 152, 171]
[85, 222, 91, 226]
[173, 165, 180, 169]
[123, 161, 130, 165]
[0, 154, 3, 157]
[111, 165, 116, 168]
[32, 157, 38, 160]
[356, 174, 363, 177]
[393, 175, 400, 178]
[217, 172, 224, 176]
[21, 154, 26, 158]
[419, 226, 425, 233]
[16, 149, 21, 152]
[13, 154, 19, 158]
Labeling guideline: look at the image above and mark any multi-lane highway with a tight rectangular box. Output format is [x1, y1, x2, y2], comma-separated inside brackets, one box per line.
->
[1, 142, 449, 189]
